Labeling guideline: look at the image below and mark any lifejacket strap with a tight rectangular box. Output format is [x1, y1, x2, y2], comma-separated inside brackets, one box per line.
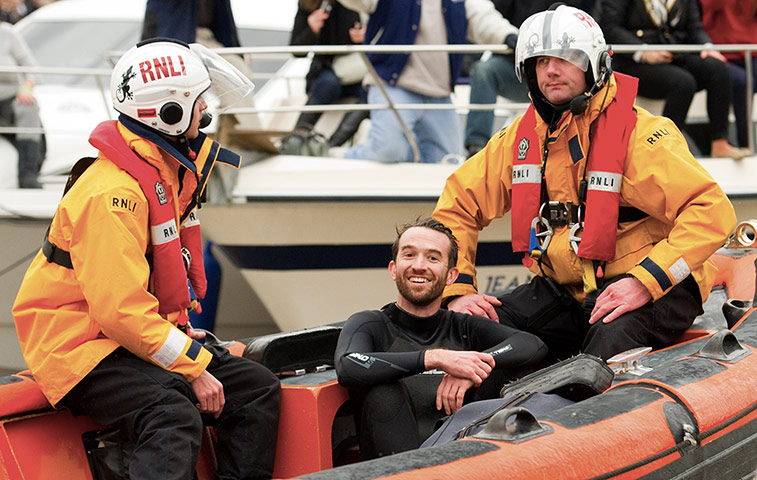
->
[43, 236, 73, 269]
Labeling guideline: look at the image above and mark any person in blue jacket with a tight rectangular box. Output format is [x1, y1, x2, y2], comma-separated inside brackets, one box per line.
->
[141, 0, 240, 47]
[336, 0, 518, 163]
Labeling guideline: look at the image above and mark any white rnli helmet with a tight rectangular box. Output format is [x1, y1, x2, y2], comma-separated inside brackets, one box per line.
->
[515, 5, 611, 91]
[111, 39, 254, 136]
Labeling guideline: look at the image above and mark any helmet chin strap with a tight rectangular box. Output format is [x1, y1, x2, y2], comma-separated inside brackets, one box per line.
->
[185, 111, 213, 159]
[199, 111, 212, 129]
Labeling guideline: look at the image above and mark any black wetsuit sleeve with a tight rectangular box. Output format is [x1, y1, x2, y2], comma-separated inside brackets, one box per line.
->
[334, 311, 426, 388]
[464, 314, 548, 370]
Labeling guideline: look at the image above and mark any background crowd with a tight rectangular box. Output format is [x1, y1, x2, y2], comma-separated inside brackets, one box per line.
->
[4, 0, 757, 184]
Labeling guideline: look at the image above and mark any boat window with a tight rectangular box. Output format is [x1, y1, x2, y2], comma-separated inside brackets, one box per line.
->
[20, 20, 141, 86]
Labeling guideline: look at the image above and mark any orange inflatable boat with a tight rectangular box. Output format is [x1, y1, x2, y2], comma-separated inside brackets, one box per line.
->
[2, 238, 757, 479]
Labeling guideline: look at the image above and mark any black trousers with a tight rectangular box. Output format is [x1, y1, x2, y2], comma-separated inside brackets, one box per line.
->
[614, 53, 732, 141]
[494, 275, 703, 361]
[61, 345, 281, 480]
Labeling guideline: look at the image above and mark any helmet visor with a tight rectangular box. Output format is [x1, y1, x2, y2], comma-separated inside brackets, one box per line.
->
[189, 43, 254, 115]
[535, 48, 590, 73]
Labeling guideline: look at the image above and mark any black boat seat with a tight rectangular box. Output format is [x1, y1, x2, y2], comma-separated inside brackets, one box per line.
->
[237, 324, 343, 374]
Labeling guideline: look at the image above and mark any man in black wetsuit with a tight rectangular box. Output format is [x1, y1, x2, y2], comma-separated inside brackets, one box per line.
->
[334, 217, 547, 459]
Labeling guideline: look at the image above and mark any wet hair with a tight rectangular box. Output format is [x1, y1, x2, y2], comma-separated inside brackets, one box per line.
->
[391, 217, 459, 267]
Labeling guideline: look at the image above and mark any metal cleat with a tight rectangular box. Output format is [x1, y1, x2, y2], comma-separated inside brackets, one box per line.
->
[724, 220, 757, 248]
[607, 346, 652, 376]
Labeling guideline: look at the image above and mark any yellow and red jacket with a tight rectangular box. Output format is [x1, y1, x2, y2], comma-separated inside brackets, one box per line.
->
[433, 73, 736, 303]
[12, 119, 238, 406]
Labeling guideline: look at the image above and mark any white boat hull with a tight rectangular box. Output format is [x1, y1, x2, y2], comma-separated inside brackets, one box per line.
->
[199, 154, 757, 333]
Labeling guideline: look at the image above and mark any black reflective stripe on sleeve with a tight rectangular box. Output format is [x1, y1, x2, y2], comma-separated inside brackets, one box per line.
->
[454, 273, 475, 285]
[185, 340, 202, 361]
[640, 258, 672, 291]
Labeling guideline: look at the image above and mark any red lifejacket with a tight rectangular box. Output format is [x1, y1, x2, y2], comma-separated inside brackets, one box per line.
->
[88, 121, 205, 319]
[511, 73, 639, 262]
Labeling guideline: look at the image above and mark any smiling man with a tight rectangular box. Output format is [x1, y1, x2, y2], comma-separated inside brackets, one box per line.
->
[334, 217, 547, 459]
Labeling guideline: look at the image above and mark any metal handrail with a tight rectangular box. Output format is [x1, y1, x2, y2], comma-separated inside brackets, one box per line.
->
[2, 43, 756, 159]
[223, 43, 757, 158]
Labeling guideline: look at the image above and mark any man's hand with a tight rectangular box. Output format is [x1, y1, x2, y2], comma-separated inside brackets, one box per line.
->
[190, 370, 225, 418]
[701, 49, 727, 62]
[589, 276, 652, 325]
[447, 294, 502, 321]
[424, 349, 494, 385]
[16, 81, 35, 105]
[436, 374, 475, 414]
[186, 323, 206, 341]
[641, 50, 673, 64]
[349, 22, 365, 43]
[307, 8, 330, 34]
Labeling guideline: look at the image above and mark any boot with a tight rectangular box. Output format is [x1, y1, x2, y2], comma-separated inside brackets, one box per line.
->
[293, 96, 324, 133]
[16, 139, 42, 188]
[329, 110, 370, 147]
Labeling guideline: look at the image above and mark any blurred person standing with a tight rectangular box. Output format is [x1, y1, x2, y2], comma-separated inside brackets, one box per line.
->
[337, 0, 518, 164]
[0, 20, 43, 188]
[701, 0, 757, 150]
[142, 0, 240, 48]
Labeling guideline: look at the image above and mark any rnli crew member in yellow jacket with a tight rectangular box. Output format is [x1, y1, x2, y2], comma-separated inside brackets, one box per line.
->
[12, 39, 280, 480]
[432, 5, 737, 361]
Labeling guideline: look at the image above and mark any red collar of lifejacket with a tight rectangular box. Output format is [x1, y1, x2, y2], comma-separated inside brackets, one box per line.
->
[88, 121, 207, 318]
[511, 73, 639, 262]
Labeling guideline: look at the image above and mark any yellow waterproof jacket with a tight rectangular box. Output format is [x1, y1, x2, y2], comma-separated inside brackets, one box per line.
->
[434, 74, 736, 303]
[13, 122, 218, 406]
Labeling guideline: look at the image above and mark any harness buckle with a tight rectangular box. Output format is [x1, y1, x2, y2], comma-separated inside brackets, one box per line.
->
[533, 202, 584, 255]
[569, 223, 583, 254]
[531, 215, 553, 252]
[543, 201, 569, 227]
[541, 201, 582, 228]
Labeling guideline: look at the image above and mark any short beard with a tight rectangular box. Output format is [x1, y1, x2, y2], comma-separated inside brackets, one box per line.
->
[396, 276, 446, 307]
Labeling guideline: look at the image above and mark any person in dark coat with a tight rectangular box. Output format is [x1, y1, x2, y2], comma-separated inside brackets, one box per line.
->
[600, 0, 748, 159]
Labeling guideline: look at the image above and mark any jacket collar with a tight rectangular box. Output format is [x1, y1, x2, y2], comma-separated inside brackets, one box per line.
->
[531, 73, 620, 136]
[118, 114, 207, 173]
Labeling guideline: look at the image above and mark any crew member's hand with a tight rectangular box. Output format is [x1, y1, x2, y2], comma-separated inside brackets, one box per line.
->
[589, 276, 651, 325]
[640, 50, 673, 64]
[349, 22, 365, 43]
[191, 370, 225, 418]
[701, 49, 726, 62]
[186, 322, 206, 341]
[16, 81, 36, 105]
[447, 293, 502, 321]
[307, 8, 330, 34]
[424, 349, 494, 385]
[436, 374, 475, 414]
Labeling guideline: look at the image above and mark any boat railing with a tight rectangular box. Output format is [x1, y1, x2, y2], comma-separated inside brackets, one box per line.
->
[0, 43, 755, 162]
[220, 43, 757, 161]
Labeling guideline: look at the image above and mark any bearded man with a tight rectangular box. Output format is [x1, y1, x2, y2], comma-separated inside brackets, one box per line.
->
[333, 217, 547, 459]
